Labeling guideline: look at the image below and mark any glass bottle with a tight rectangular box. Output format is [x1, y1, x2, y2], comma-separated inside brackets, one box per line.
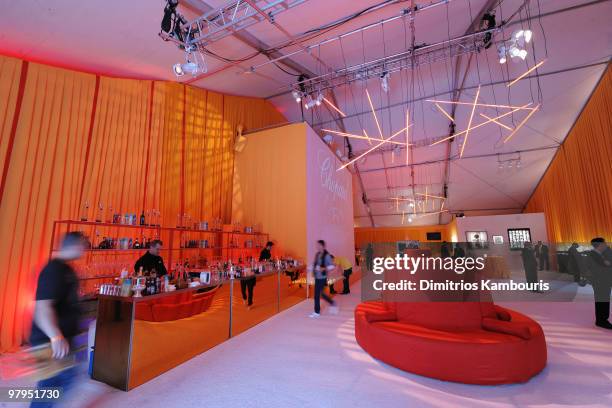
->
[96, 202, 103, 223]
[81, 201, 89, 222]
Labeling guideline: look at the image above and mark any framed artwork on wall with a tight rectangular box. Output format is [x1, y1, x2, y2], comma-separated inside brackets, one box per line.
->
[492, 235, 504, 245]
[508, 228, 531, 250]
[466, 231, 488, 249]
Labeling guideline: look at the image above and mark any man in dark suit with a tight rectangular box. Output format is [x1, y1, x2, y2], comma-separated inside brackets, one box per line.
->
[537, 241, 550, 270]
[586, 237, 612, 329]
[568, 242, 582, 282]
[521, 242, 539, 291]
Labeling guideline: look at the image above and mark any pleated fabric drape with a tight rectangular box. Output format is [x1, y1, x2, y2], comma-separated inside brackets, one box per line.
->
[354, 226, 451, 248]
[0, 54, 286, 352]
[524, 66, 612, 243]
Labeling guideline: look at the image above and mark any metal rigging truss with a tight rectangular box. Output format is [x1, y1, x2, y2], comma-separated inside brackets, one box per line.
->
[292, 27, 502, 94]
[164, 0, 309, 48]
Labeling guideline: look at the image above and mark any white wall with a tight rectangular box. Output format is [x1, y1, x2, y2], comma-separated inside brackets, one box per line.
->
[305, 125, 355, 265]
[456, 213, 548, 243]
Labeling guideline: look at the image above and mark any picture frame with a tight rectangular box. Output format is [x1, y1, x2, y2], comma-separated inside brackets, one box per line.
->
[492, 235, 504, 245]
[466, 231, 489, 249]
[507, 228, 531, 250]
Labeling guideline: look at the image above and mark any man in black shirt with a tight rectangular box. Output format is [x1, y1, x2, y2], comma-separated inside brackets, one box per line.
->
[259, 241, 273, 262]
[30, 232, 86, 405]
[134, 240, 167, 276]
[241, 242, 273, 308]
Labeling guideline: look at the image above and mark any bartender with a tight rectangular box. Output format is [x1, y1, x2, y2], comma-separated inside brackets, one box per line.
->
[260, 241, 274, 262]
[134, 239, 167, 276]
[241, 242, 272, 309]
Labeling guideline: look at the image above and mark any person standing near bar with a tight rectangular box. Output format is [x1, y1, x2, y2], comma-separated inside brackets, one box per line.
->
[241, 241, 272, 309]
[310, 240, 337, 318]
[537, 241, 550, 271]
[586, 238, 612, 329]
[134, 239, 167, 276]
[30, 232, 86, 407]
[334, 255, 353, 295]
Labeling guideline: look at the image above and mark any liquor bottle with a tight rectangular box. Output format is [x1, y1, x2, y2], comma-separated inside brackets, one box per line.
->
[96, 202, 103, 223]
[133, 238, 140, 249]
[140, 211, 146, 226]
[80, 201, 89, 221]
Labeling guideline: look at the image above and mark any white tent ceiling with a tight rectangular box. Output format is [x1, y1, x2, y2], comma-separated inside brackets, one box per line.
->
[1, 0, 610, 228]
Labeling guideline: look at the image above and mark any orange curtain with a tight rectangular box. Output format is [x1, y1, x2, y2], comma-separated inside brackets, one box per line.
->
[354, 225, 451, 248]
[524, 66, 612, 243]
[0, 61, 97, 351]
[0, 55, 286, 352]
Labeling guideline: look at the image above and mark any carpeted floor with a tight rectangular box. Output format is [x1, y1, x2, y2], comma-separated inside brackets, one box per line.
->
[3, 276, 611, 408]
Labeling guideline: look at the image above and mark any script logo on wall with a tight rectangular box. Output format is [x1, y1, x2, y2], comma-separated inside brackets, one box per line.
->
[317, 150, 349, 225]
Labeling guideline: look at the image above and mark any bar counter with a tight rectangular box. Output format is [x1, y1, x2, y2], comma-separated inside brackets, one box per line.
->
[92, 268, 307, 390]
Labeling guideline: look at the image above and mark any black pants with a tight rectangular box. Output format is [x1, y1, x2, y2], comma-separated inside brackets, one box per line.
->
[594, 284, 611, 324]
[240, 277, 256, 306]
[314, 278, 334, 314]
[539, 254, 549, 270]
[525, 265, 538, 284]
[342, 268, 352, 293]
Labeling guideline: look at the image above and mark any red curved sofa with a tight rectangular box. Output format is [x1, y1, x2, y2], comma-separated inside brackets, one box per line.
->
[355, 300, 547, 384]
[135, 288, 218, 322]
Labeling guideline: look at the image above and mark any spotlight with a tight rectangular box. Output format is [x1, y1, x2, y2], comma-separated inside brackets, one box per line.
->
[409, 202, 415, 208]
[498, 45, 507, 64]
[304, 95, 313, 109]
[173, 63, 184, 77]
[381, 72, 390, 93]
[408, 217, 413, 223]
[518, 49, 528, 60]
[513, 29, 533, 44]
[315, 92, 323, 106]
[292, 90, 302, 103]
[172, 50, 207, 78]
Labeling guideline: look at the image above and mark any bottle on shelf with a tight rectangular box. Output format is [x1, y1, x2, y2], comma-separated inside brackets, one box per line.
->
[96, 202, 104, 223]
[140, 211, 146, 226]
[81, 201, 89, 222]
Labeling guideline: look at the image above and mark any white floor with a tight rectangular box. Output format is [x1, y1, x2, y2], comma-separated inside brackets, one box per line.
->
[5, 279, 612, 408]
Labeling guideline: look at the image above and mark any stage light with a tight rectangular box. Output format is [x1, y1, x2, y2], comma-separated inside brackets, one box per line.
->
[292, 90, 302, 103]
[173, 63, 185, 77]
[315, 93, 323, 106]
[498, 45, 507, 64]
[518, 49, 528, 60]
[381, 72, 390, 93]
[304, 95, 313, 109]
[408, 217, 413, 223]
[514, 29, 533, 44]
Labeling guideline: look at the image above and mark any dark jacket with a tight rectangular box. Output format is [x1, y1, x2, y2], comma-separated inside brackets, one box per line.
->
[586, 248, 612, 288]
[134, 251, 168, 276]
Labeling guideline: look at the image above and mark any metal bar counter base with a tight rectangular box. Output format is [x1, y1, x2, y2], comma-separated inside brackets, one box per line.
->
[92, 269, 307, 391]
